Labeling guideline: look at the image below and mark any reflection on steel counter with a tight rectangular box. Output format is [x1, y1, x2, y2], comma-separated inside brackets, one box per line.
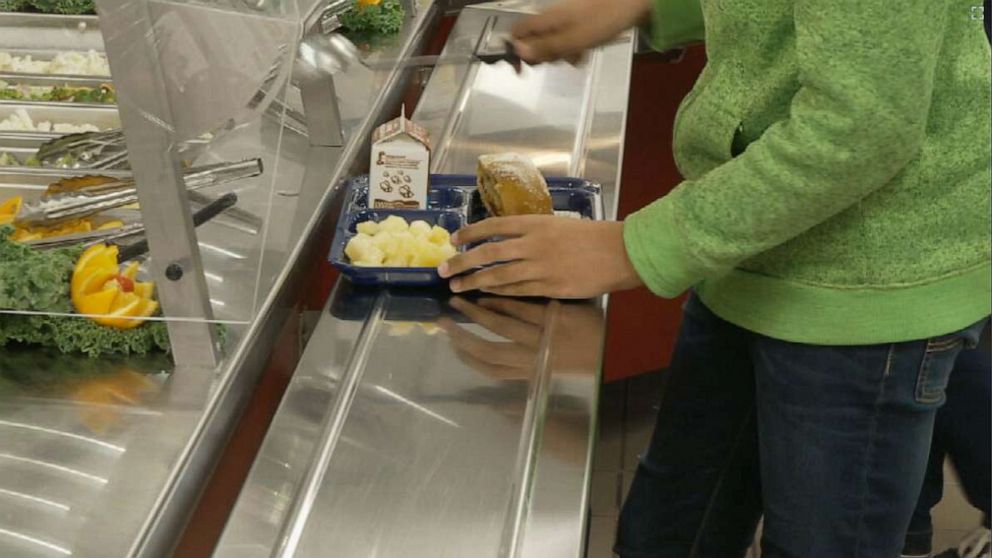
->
[440, 296, 604, 467]
[214, 284, 604, 557]
[441, 296, 604, 382]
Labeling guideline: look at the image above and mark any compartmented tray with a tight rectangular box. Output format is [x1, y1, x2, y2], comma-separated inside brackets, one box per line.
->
[329, 173, 603, 287]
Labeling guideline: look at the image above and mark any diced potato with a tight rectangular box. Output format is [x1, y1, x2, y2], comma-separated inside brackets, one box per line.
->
[409, 220, 432, 237]
[428, 225, 451, 246]
[379, 215, 409, 233]
[356, 220, 379, 236]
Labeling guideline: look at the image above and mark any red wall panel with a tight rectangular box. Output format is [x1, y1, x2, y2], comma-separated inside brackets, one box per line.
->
[603, 46, 707, 383]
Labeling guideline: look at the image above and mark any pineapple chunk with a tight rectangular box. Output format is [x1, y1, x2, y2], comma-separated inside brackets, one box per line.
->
[343, 216, 456, 268]
[379, 215, 409, 233]
[440, 243, 457, 259]
[409, 220, 432, 237]
[410, 242, 447, 267]
[354, 246, 385, 267]
[356, 220, 379, 236]
[345, 234, 375, 263]
[427, 225, 451, 246]
[371, 231, 399, 254]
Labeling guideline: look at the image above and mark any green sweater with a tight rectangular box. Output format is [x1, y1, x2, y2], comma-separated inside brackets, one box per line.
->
[624, 0, 992, 344]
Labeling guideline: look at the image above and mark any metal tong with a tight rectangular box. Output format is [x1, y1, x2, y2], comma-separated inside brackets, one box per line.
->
[25, 192, 239, 261]
[12, 158, 262, 228]
[34, 129, 129, 170]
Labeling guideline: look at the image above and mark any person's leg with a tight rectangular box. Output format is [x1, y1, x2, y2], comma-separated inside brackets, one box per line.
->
[903, 321, 991, 558]
[937, 322, 992, 558]
[902, 413, 947, 557]
[753, 320, 986, 558]
[941, 322, 991, 522]
[615, 295, 762, 558]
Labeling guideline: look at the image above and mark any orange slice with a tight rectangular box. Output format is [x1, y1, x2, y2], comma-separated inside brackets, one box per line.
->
[77, 288, 119, 316]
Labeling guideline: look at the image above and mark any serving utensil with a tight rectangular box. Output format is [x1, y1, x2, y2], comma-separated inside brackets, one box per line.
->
[11, 158, 260, 228]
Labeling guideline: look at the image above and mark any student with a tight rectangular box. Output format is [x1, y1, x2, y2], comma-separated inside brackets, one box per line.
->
[437, 0, 992, 555]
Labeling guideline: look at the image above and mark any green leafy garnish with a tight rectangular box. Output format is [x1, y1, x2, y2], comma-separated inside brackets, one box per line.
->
[27, 0, 94, 14]
[1, 84, 115, 104]
[0, 225, 81, 313]
[0, 0, 31, 11]
[339, 0, 405, 36]
[0, 313, 171, 357]
[0, 152, 19, 166]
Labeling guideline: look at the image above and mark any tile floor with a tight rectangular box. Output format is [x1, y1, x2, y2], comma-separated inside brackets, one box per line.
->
[586, 370, 984, 558]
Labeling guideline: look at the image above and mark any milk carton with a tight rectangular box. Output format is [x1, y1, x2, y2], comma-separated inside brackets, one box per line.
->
[369, 109, 431, 209]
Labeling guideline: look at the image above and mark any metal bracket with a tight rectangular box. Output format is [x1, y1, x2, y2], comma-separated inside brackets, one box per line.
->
[293, 0, 354, 147]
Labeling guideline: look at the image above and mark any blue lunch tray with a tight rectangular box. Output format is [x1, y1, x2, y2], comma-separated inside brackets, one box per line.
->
[329, 174, 604, 287]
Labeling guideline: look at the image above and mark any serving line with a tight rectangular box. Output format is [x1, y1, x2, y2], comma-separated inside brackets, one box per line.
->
[214, 4, 633, 557]
[0, 1, 443, 556]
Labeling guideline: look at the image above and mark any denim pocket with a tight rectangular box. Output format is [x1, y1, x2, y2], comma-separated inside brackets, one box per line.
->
[915, 336, 965, 405]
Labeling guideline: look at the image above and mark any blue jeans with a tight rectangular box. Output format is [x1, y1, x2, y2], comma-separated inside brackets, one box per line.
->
[903, 321, 991, 556]
[615, 295, 987, 558]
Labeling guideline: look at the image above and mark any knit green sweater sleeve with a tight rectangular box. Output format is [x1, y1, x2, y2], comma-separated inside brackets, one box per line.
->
[624, 0, 946, 297]
[642, 0, 704, 51]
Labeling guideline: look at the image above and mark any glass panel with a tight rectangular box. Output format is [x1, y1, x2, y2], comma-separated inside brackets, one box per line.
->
[0, 1, 308, 363]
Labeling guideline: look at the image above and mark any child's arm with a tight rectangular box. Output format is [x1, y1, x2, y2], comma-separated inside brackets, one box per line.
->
[624, 0, 947, 297]
[643, 0, 704, 52]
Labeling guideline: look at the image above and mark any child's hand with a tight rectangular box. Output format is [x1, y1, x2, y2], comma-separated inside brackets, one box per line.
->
[511, 0, 651, 63]
[437, 216, 644, 299]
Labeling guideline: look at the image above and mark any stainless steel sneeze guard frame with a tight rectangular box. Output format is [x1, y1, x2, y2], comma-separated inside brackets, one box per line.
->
[215, 5, 633, 558]
[0, 2, 441, 557]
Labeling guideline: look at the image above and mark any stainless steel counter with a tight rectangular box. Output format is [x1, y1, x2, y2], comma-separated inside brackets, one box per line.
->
[0, 4, 442, 557]
[215, 5, 633, 557]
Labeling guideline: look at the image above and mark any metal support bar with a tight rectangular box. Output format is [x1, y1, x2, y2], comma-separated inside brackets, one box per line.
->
[94, 0, 220, 367]
[299, 75, 345, 146]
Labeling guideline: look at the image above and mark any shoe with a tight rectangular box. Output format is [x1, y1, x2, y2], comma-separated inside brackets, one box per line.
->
[957, 527, 991, 558]
[929, 527, 992, 558]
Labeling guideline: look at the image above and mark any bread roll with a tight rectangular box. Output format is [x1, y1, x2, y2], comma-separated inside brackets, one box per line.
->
[477, 153, 553, 216]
